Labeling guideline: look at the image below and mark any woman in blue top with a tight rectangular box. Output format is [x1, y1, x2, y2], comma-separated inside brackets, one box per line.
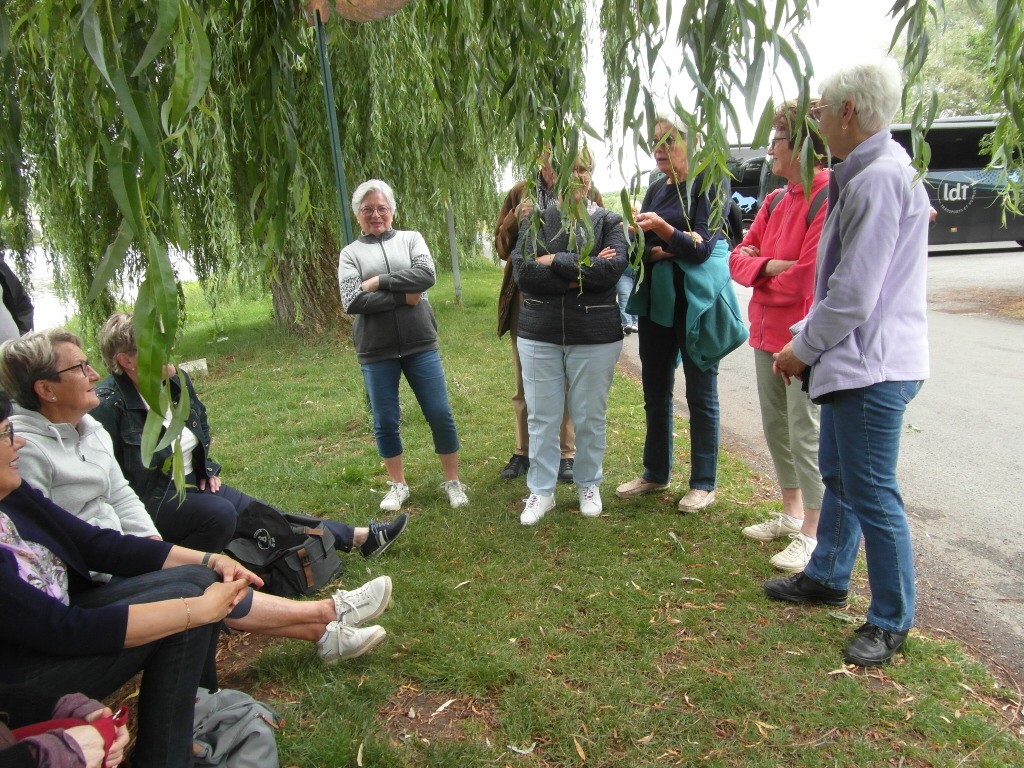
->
[616, 116, 744, 512]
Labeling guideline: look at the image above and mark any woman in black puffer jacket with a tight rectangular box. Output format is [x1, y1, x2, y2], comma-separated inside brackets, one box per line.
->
[511, 151, 628, 526]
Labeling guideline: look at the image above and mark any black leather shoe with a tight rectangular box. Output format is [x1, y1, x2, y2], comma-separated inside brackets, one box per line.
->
[557, 457, 574, 484]
[843, 622, 908, 666]
[763, 573, 848, 607]
[499, 454, 529, 479]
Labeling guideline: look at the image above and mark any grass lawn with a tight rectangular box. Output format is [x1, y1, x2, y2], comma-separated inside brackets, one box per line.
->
[130, 266, 1022, 767]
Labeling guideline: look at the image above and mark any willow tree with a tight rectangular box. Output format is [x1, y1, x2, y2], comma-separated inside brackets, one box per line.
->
[2, 0, 1023, 460]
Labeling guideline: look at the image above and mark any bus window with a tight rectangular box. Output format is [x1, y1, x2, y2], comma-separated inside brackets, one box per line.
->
[891, 117, 1024, 248]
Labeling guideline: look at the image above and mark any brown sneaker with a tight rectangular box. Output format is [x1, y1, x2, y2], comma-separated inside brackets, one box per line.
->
[615, 477, 669, 499]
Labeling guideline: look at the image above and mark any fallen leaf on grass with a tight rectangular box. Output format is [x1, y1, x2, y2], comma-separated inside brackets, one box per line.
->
[407, 707, 416, 719]
[454, 580, 471, 590]
[507, 742, 537, 754]
[430, 699, 456, 718]
[828, 666, 856, 677]
[356, 742, 364, 766]
[668, 531, 686, 551]
[574, 736, 587, 761]
[679, 576, 705, 585]
[754, 721, 777, 737]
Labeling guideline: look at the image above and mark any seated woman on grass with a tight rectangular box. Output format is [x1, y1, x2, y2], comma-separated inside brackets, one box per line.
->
[0, 389, 388, 768]
[89, 313, 406, 557]
[0, 334, 396, 665]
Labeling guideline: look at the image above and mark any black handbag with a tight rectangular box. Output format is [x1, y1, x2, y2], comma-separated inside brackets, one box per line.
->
[225, 502, 342, 597]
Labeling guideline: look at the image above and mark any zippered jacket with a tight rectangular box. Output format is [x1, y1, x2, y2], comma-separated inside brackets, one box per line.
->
[338, 229, 438, 364]
[729, 168, 830, 353]
[511, 206, 628, 346]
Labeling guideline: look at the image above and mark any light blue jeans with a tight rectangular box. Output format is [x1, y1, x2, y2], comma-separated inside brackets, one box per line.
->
[616, 271, 637, 328]
[804, 380, 923, 632]
[518, 338, 622, 496]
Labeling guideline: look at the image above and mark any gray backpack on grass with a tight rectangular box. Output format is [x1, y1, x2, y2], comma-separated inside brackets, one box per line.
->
[193, 688, 281, 768]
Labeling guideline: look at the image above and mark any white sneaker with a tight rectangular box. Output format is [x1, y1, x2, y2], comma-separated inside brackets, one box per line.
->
[520, 494, 555, 526]
[769, 533, 817, 572]
[333, 576, 392, 626]
[380, 482, 409, 512]
[742, 513, 802, 542]
[317, 621, 387, 664]
[578, 484, 602, 517]
[677, 488, 716, 513]
[441, 480, 469, 508]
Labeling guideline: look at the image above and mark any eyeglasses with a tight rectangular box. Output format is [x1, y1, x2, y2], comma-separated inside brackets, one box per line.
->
[810, 103, 831, 120]
[571, 167, 591, 177]
[770, 135, 790, 146]
[358, 206, 392, 217]
[53, 360, 92, 378]
[0, 423, 13, 446]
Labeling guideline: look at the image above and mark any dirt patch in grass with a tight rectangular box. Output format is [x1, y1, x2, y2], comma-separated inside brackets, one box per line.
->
[929, 286, 1024, 320]
[214, 631, 286, 699]
[378, 685, 501, 746]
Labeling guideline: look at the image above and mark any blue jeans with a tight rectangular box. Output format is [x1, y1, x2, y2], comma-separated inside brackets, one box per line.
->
[616, 272, 637, 328]
[155, 478, 355, 552]
[360, 349, 460, 459]
[804, 381, 923, 632]
[518, 338, 622, 496]
[18, 566, 225, 768]
[636, 314, 720, 490]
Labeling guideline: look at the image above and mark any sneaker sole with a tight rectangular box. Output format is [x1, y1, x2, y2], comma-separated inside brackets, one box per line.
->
[321, 627, 388, 664]
[359, 577, 393, 624]
[615, 484, 668, 499]
[742, 528, 795, 542]
[769, 559, 809, 573]
[365, 517, 409, 559]
[763, 584, 848, 607]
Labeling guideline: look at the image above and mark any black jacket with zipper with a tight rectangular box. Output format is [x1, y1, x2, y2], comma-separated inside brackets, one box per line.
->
[511, 205, 628, 346]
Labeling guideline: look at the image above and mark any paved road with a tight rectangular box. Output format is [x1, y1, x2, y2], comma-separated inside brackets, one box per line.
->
[618, 243, 1024, 678]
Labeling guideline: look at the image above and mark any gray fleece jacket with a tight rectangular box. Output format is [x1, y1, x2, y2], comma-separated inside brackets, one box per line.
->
[337, 229, 439, 364]
[10, 406, 159, 538]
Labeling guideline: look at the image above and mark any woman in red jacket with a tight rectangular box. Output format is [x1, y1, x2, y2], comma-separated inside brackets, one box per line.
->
[729, 100, 829, 573]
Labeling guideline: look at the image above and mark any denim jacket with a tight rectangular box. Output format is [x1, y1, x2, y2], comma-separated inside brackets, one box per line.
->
[91, 371, 221, 516]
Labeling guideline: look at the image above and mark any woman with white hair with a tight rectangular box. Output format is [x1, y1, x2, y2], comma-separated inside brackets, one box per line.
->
[765, 60, 931, 667]
[338, 179, 468, 512]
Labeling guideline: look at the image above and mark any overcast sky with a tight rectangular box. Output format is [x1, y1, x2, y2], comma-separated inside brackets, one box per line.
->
[585, 0, 900, 191]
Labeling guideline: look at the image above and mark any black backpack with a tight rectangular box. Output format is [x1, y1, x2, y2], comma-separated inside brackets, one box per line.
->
[225, 502, 342, 597]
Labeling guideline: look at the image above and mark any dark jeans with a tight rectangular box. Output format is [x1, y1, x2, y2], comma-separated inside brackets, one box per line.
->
[360, 349, 460, 459]
[17, 566, 222, 768]
[155, 478, 355, 552]
[637, 311, 720, 490]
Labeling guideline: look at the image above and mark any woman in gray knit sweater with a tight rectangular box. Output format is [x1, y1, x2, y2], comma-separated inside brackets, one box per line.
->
[511, 152, 628, 526]
[338, 179, 468, 512]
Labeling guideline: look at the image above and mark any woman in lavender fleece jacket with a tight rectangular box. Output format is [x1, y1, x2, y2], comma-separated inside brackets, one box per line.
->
[766, 60, 931, 668]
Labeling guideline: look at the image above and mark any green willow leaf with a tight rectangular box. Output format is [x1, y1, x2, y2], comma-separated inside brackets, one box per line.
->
[102, 139, 146, 240]
[133, 0, 180, 76]
[87, 219, 133, 302]
[79, 0, 113, 89]
[109, 69, 161, 165]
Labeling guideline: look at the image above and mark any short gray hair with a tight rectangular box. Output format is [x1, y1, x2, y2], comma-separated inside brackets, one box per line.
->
[99, 312, 136, 375]
[0, 329, 83, 410]
[351, 179, 397, 217]
[819, 60, 903, 134]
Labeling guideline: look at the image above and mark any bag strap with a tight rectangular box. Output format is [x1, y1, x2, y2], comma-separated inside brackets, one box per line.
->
[765, 186, 828, 227]
[296, 547, 314, 589]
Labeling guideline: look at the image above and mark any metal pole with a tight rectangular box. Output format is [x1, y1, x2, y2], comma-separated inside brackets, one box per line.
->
[446, 204, 462, 306]
[314, 11, 354, 246]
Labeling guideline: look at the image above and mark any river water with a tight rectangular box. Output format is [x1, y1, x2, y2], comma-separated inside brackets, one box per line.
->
[21, 247, 196, 330]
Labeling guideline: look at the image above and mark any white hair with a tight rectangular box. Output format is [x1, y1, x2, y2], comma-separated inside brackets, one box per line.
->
[351, 179, 397, 216]
[819, 60, 903, 134]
